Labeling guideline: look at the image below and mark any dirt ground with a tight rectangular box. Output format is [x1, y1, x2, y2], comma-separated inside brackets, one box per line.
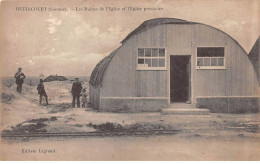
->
[1, 135, 260, 161]
[1, 81, 260, 160]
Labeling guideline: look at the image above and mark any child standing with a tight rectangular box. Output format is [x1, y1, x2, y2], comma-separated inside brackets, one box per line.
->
[81, 88, 88, 108]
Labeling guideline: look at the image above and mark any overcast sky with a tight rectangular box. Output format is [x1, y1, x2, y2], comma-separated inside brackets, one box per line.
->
[0, 0, 259, 77]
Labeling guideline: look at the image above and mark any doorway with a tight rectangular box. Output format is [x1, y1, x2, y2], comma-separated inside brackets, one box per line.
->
[170, 55, 191, 103]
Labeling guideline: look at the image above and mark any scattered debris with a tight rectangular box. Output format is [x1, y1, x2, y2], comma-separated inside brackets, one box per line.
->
[210, 120, 259, 133]
[86, 122, 179, 135]
[74, 124, 83, 127]
[66, 117, 76, 121]
[1, 93, 15, 104]
[244, 124, 259, 133]
[238, 134, 245, 137]
[194, 134, 201, 137]
[2, 117, 57, 134]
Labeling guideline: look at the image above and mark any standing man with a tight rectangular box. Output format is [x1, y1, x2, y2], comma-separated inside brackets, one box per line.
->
[71, 78, 82, 108]
[37, 79, 49, 105]
[14, 67, 26, 93]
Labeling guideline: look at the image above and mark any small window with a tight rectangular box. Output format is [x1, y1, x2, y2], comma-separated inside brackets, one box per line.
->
[159, 59, 165, 67]
[197, 58, 203, 66]
[138, 58, 144, 64]
[204, 58, 210, 66]
[159, 49, 165, 57]
[138, 48, 144, 57]
[145, 59, 151, 67]
[137, 48, 166, 70]
[197, 47, 225, 69]
[152, 59, 159, 67]
[211, 58, 217, 66]
[218, 58, 224, 66]
[152, 49, 158, 57]
[145, 48, 152, 57]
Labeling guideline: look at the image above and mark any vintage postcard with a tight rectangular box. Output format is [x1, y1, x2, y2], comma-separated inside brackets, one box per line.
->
[0, 0, 259, 161]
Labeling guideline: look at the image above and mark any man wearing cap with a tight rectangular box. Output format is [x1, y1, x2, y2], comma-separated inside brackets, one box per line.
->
[71, 78, 82, 108]
[37, 79, 49, 105]
[14, 67, 26, 93]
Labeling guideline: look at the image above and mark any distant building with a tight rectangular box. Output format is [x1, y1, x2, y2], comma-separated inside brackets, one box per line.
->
[89, 18, 259, 113]
[43, 75, 68, 82]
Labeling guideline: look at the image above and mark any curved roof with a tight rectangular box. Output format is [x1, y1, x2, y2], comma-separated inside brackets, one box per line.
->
[121, 17, 196, 43]
[90, 18, 249, 87]
[89, 48, 119, 87]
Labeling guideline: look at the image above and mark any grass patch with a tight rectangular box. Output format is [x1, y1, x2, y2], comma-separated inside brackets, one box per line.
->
[2, 117, 57, 134]
[87, 122, 178, 134]
[1, 93, 15, 104]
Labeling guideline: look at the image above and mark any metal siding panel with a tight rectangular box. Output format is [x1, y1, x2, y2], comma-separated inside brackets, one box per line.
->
[248, 62, 253, 95]
[225, 38, 232, 96]
[136, 71, 141, 97]
[101, 38, 136, 97]
[245, 53, 250, 95]
[194, 70, 207, 96]
[138, 30, 147, 47]
[151, 27, 157, 47]
[217, 70, 226, 96]
[236, 48, 243, 96]
[241, 53, 246, 95]
[168, 25, 192, 55]
[159, 25, 167, 47]
[136, 71, 167, 97]
[167, 24, 172, 48]
[142, 71, 147, 96]
[146, 72, 152, 97]
[209, 70, 216, 96]
[231, 41, 238, 95]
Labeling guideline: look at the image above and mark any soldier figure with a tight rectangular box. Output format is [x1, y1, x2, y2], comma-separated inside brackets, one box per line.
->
[14, 67, 26, 93]
[71, 78, 82, 108]
[37, 79, 49, 105]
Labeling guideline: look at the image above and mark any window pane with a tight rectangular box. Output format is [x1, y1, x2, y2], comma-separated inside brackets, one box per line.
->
[197, 58, 203, 66]
[145, 59, 151, 67]
[138, 48, 144, 57]
[211, 58, 217, 66]
[138, 58, 144, 64]
[152, 49, 158, 57]
[159, 59, 165, 67]
[197, 47, 224, 57]
[152, 59, 159, 67]
[204, 58, 210, 66]
[145, 48, 152, 57]
[218, 58, 224, 66]
[159, 49, 165, 57]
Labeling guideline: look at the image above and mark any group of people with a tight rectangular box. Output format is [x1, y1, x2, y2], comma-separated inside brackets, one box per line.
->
[71, 77, 88, 108]
[14, 67, 88, 108]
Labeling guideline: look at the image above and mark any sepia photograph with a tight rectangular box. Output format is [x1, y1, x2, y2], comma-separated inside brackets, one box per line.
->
[0, 0, 259, 161]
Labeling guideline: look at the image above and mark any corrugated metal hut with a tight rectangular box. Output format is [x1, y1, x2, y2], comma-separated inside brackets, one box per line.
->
[89, 18, 259, 113]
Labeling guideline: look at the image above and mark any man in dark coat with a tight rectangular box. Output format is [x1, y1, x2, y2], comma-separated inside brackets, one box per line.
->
[14, 67, 26, 93]
[71, 78, 82, 108]
[37, 79, 49, 105]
